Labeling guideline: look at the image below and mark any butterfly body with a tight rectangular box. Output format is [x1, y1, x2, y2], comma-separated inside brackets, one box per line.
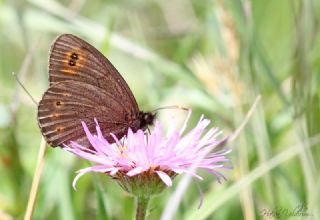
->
[38, 34, 155, 148]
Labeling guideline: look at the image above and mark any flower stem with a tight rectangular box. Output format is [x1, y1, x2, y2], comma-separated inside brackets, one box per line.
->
[24, 137, 47, 220]
[135, 196, 150, 220]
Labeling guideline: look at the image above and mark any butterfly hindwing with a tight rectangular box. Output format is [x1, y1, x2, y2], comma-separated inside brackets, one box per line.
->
[38, 81, 129, 147]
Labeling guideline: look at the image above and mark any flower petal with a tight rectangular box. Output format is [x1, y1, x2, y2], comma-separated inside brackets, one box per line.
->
[126, 166, 148, 176]
[196, 182, 204, 209]
[179, 109, 192, 135]
[156, 171, 172, 186]
[72, 167, 93, 190]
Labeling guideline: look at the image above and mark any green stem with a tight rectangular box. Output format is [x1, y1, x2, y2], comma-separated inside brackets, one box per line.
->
[135, 196, 150, 220]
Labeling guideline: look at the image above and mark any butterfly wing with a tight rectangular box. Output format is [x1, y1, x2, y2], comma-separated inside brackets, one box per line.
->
[48, 34, 139, 114]
[38, 34, 142, 147]
[38, 81, 133, 147]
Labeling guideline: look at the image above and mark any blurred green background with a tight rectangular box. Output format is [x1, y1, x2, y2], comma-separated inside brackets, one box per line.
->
[1, 0, 320, 219]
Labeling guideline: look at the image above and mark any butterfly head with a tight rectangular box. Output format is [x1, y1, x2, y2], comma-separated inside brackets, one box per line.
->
[138, 111, 156, 131]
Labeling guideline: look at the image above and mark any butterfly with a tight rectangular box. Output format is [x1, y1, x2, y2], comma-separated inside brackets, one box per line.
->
[37, 34, 155, 148]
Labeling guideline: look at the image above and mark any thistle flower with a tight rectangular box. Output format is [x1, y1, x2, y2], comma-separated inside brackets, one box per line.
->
[64, 111, 231, 219]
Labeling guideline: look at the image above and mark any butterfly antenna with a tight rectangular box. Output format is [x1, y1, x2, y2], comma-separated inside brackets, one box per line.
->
[151, 105, 189, 113]
[12, 72, 38, 105]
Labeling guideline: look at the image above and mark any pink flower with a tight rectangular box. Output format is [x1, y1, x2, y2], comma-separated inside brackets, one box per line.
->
[64, 111, 231, 195]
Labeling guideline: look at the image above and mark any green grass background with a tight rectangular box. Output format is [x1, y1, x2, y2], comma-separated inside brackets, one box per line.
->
[1, 0, 320, 219]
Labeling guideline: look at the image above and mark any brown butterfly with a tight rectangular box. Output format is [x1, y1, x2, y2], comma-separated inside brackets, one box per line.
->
[37, 34, 155, 148]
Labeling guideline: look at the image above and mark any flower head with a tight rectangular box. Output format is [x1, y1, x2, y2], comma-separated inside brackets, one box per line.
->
[65, 111, 231, 197]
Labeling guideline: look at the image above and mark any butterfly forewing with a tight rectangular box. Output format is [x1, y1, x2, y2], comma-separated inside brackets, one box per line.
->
[48, 34, 139, 113]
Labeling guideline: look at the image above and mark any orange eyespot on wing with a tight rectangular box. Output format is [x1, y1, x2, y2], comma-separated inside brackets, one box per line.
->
[65, 51, 86, 67]
[49, 43, 89, 79]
